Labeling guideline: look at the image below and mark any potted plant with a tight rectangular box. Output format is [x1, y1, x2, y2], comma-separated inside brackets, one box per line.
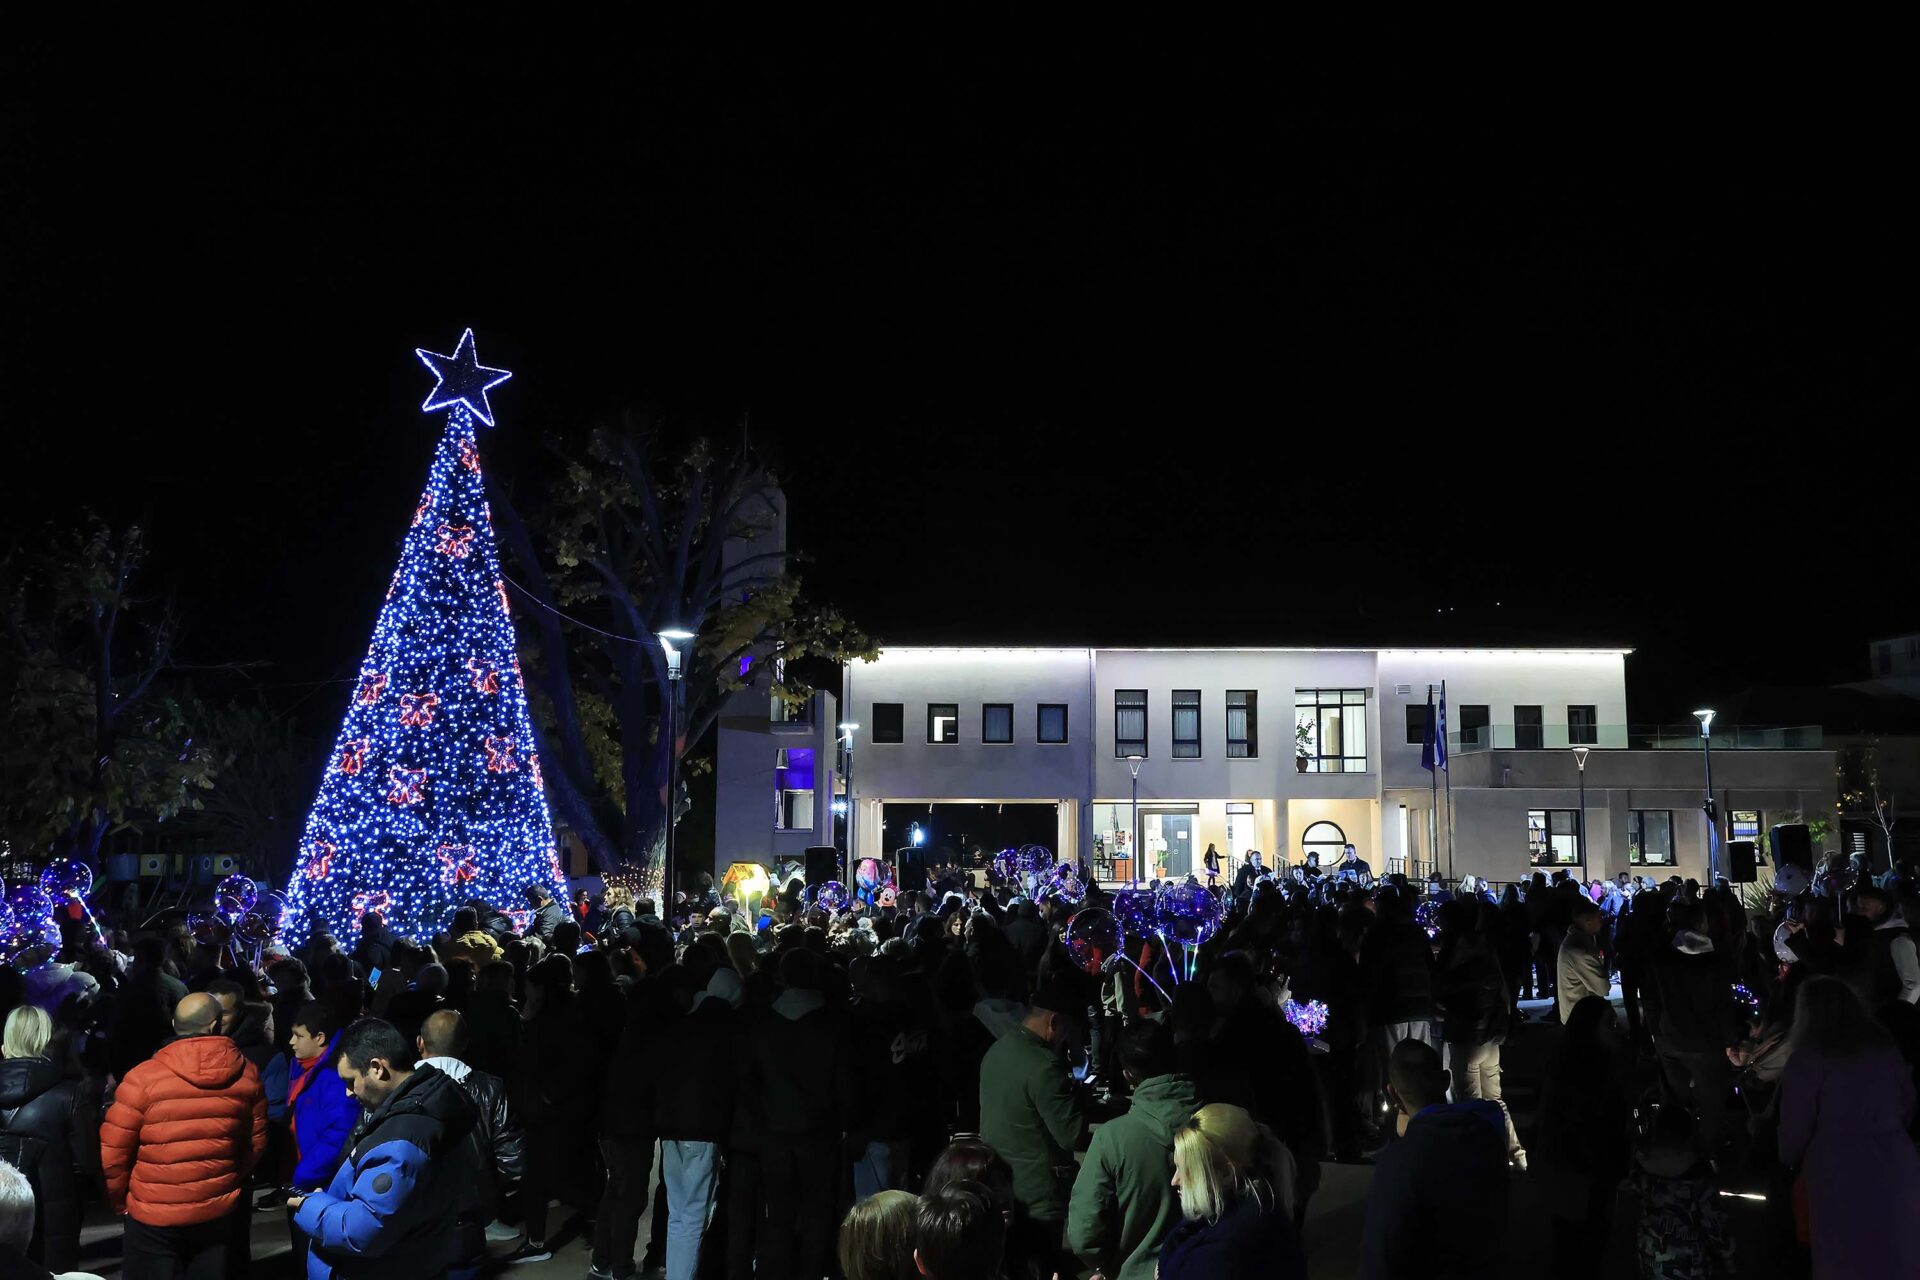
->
[1295, 720, 1314, 772]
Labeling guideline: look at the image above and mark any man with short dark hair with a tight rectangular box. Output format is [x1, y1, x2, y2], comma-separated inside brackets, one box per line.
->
[979, 980, 1087, 1254]
[523, 885, 567, 947]
[1362, 1040, 1509, 1280]
[1066, 1021, 1197, 1280]
[914, 1182, 1006, 1280]
[289, 1017, 479, 1279]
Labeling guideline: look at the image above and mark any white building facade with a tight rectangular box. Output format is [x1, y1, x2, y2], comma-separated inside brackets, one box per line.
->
[715, 645, 1837, 888]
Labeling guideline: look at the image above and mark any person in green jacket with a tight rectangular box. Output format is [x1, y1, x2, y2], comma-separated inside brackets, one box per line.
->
[978, 980, 1088, 1238]
[1067, 1020, 1200, 1280]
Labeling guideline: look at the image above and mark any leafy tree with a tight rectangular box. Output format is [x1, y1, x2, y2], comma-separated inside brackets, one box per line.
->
[0, 517, 217, 866]
[176, 699, 319, 884]
[492, 422, 875, 879]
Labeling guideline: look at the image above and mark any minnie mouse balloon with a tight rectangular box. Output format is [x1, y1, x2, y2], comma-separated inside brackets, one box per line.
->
[38, 860, 93, 901]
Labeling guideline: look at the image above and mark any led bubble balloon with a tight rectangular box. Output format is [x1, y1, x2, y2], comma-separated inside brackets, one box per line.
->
[808, 880, 849, 914]
[38, 860, 93, 901]
[1154, 880, 1225, 946]
[215, 873, 258, 921]
[1042, 863, 1087, 906]
[237, 912, 279, 946]
[1064, 907, 1119, 976]
[4, 885, 54, 930]
[1109, 889, 1157, 943]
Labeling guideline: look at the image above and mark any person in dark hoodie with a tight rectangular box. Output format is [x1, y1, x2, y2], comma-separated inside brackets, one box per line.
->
[639, 963, 737, 1280]
[1361, 1039, 1510, 1280]
[1433, 905, 1524, 1170]
[1644, 899, 1739, 1159]
[1359, 886, 1436, 1125]
[353, 912, 398, 981]
[0, 1006, 96, 1273]
[290, 1017, 480, 1280]
[741, 947, 855, 1280]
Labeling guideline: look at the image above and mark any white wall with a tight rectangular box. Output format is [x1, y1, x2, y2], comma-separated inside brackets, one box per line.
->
[847, 649, 1094, 802]
[1375, 650, 1630, 789]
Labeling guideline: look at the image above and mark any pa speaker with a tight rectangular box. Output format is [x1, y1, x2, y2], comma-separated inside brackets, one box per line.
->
[1728, 841, 1758, 883]
[1770, 824, 1813, 870]
[895, 846, 927, 893]
[804, 845, 841, 888]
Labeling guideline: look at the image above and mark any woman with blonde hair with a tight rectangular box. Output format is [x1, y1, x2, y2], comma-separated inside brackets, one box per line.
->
[0, 1005, 95, 1273]
[1160, 1103, 1305, 1280]
[837, 1187, 919, 1280]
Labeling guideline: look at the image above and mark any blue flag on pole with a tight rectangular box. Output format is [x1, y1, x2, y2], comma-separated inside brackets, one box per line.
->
[1421, 686, 1449, 773]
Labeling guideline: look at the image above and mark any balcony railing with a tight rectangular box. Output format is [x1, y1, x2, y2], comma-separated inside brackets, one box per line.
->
[1448, 723, 1823, 753]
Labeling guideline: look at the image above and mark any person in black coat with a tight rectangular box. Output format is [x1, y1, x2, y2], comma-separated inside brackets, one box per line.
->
[524, 885, 569, 948]
[513, 956, 597, 1262]
[465, 897, 518, 946]
[0, 1007, 96, 1273]
[415, 1009, 524, 1268]
[1433, 906, 1524, 1167]
[354, 912, 398, 978]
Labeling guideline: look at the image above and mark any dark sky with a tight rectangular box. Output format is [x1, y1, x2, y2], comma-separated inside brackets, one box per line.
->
[2, 34, 1910, 727]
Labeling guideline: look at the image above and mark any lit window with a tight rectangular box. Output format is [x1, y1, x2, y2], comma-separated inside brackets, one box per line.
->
[1294, 689, 1369, 773]
[1037, 704, 1069, 744]
[1528, 808, 1583, 865]
[1172, 690, 1201, 758]
[1629, 810, 1674, 865]
[1115, 690, 1147, 758]
[1227, 691, 1258, 758]
[928, 704, 959, 744]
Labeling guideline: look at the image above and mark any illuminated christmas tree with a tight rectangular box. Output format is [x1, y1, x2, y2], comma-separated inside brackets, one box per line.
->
[282, 330, 567, 944]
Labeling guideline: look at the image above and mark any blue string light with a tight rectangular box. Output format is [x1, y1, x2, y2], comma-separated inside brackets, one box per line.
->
[282, 332, 565, 945]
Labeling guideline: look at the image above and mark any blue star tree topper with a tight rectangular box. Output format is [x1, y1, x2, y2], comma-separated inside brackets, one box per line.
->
[281, 331, 565, 943]
[416, 327, 514, 426]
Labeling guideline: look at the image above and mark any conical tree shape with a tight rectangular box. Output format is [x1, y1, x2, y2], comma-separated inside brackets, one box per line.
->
[283, 401, 566, 943]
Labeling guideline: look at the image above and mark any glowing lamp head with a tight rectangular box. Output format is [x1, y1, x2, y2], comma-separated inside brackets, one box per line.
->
[1694, 708, 1716, 734]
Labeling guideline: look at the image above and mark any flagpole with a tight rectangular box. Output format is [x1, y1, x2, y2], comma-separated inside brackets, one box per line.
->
[1426, 685, 1440, 878]
[1442, 679, 1456, 880]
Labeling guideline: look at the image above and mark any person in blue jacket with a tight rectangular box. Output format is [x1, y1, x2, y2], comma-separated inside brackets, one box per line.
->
[286, 1003, 359, 1193]
[289, 1017, 480, 1280]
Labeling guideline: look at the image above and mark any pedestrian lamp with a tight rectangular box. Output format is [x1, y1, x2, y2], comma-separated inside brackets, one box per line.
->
[837, 722, 860, 858]
[1572, 746, 1590, 866]
[1126, 754, 1146, 890]
[909, 822, 926, 848]
[658, 627, 696, 898]
[1694, 708, 1717, 880]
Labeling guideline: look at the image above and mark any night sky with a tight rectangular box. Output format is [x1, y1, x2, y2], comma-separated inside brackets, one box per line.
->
[3, 36, 1910, 734]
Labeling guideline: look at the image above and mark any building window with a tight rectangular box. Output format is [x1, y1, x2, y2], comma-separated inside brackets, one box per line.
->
[1295, 689, 1369, 773]
[1405, 702, 1429, 745]
[1115, 689, 1148, 758]
[983, 703, 1013, 744]
[872, 703, 904, 744]
[1732, 810, 1764, 861]
[1301, 820, 1346, 870]
[1457, 704, 1490, 749]
[774, 748, 816, 831]
[1629, 810, 1674, 865]
[1567, 705, 1598, 746]
[928, 704, 959, 744]
[1038, 703, 1069, 744]
[1528, 808, 1583, 866]
[1172, 690, 1201, 758]
[1227, 691, 1258, 758]
[1514, 705, 1543, 750]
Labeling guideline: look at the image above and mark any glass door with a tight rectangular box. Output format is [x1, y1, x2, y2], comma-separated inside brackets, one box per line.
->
[1143, 809, 1196, 880]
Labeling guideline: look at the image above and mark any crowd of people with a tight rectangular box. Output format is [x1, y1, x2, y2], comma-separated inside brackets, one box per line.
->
[0, 849, 1915, 1279]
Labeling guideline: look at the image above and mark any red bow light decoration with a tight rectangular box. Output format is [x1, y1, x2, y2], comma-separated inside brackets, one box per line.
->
[412, 493, 433, 527]
[387, 766, 426, 806]
[483, 736, 519, 774]
[465, 657, 498, 694]
[306, 839, 336, 880]
[436, 524, 475, 558]
[529, 753, 543, 788]
[398, 692, 441, 727]
[351, 890, 392, 927]
[338, 738, 371, 775]
[356, 671, 389, 705]
[459, 438, 481, 473]
[437, 844, 479, 885]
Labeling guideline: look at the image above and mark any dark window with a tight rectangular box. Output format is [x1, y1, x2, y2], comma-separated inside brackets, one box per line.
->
[1514, 705, 1543, 750]
[1567, 705, 1598, 746]
[1172, 690, 1201, 758]
[872, 703, 904, 743]
[928, 703, 959, 744]
[1405, 703, 1429, 745]
[983, 703, 1013, 744]
[1115, 690, 1148, 758]
[1037, 704, 1069, 744]
[1227, 691, 1258, 758]
[1458, 704, 1490, 748]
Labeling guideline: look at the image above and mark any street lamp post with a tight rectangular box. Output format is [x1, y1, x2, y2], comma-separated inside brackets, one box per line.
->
[658, 627, 696, 903]
[838, 722, 860, 863]
[1572, 746, 1590, 868]
[1694, 709, 1718, 881]
[1126, 754, 1145, 890]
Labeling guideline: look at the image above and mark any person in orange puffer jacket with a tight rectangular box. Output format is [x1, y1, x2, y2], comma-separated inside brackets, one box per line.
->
[100, 991, 269, 1279]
